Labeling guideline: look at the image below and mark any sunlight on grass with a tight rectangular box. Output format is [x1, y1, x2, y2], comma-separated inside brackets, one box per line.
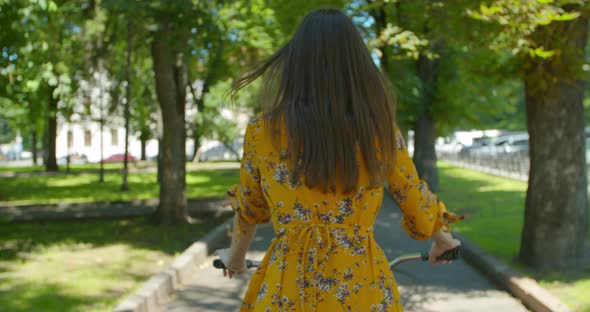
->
[186, 175, 212, 184]
[0, 215, 227, 312]
[542, 279, 590, 312]
[437, 162, 527, 263]
[438, 161, 590, 311]
[0, 168, 239, 205]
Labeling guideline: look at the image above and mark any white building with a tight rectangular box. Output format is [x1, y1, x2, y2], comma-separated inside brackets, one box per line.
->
[55, 120, 159, 163]
[3, 72, 252, 165]
[54, 108, 250, 164]
[50, 70, 155, 163]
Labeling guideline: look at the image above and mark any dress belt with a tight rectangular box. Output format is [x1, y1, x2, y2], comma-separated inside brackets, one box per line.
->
[277, 222, 373, 232]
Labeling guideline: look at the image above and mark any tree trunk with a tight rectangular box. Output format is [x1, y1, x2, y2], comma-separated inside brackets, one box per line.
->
[99, 116, 104, 183]
[98, 59, 105, 184]
[191, 129, 201, 162]
[519, 13, 589, 272]
[45, 86, 58, 172]
[42, 128, 47, 166]
[140, 136, 147, 161]
[189, 82, 205, 162]
[157, 138, 163, 183]
[413, 53, 442, 192]
[122, 20, 132, 192]
[370, 6, 391, 73]
[31, 131, 38, 165]
[150, 25, 189, 224]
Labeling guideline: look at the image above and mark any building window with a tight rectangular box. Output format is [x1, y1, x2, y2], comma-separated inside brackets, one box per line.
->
[111, 128, 118, 146]
[67, 131, 73, 148]
[84, 130, 92, 147]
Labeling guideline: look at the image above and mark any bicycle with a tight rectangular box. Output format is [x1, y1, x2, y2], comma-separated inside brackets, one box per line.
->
[213, 244, 462, 271]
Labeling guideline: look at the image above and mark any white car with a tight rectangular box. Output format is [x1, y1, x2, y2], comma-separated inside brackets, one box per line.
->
[198, 138, 244, 162]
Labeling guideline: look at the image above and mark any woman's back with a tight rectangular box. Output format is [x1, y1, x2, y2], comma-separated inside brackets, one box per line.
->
[229, 115, 459, 311]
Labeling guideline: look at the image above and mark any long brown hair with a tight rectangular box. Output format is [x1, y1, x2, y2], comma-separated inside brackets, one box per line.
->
[232, 8, 396, 193]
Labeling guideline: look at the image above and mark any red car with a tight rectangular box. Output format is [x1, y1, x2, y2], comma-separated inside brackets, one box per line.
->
[103, 153, 136, 163]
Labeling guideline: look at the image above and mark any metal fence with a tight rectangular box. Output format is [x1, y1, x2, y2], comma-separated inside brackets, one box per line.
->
[438, 149, 590, 198]
[437, 149, 529, 182]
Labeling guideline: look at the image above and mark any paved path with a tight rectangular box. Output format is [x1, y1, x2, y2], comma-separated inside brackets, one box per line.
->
[164, 194, 527, 312]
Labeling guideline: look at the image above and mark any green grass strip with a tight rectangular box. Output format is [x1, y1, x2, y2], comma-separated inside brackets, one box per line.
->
[0, 214, 228, 312]
[0, 168, 239, 205]
[437, 161, 590, 312]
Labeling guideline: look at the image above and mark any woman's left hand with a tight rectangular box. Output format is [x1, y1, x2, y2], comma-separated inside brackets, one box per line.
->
[214, 248, 246, 278]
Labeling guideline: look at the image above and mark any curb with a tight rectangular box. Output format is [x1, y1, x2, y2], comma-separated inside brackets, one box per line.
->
[113, 216, 234, 312]
[455, 233, 572, 312]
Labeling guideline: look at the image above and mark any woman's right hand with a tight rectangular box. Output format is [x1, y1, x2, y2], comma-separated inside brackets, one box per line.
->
[428, 230, 461, 264]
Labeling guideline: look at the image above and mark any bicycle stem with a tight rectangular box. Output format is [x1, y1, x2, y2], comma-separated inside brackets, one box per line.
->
[388, 252, 428, 268]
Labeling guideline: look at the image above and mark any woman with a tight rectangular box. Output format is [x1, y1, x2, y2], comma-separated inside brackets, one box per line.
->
[216, 8, 463, 312]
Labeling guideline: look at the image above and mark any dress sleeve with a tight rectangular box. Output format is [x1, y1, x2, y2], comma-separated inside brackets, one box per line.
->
[227, 118, 270, 230]
[387, 127, 464, 240]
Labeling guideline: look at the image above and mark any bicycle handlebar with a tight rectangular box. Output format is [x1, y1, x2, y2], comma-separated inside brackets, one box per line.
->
[213, 259, 260, 270]
[213, 244, 461, 271]
[388, 244, 461, 267]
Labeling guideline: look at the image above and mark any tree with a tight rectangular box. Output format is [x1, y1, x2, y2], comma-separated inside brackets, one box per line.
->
[472, 1, 589, 271]
[130, 56, 157, 162]
[99, 0, 284, 223]
[187, 0, 283, 161]
[121, 20, 133, 191]
[150, 21, 190, 224]
[353, 0, 529, 193]
[194, 78, 263, 162]
[0, 114, 16, 145]
[361, 0, 479, 191]
[0, 0, 82, 172]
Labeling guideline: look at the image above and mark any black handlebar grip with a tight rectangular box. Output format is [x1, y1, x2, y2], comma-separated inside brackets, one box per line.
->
[437, 245, 462, 261]
[213, 259, 256, 270]
[213, 259, 226, 269]
[420, 244, 462, 262]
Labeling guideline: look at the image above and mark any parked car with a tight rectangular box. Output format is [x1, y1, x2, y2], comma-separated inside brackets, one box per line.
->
[502, 135, 529, 156]
[103, 153, 136, 163]
[198, 138, 244, 162]
[470, 133, 528, 158]
[458, 136, 492, 159]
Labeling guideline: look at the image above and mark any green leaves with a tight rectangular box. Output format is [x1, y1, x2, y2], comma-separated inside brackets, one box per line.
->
[369, 23, 429, 60]
[531, 46, 556, 58]
[468, 0, 585, 60]
[479, 4, 503, 17]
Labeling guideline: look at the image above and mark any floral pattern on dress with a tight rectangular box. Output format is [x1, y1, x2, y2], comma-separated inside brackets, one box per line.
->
[228, 114, 462, 312]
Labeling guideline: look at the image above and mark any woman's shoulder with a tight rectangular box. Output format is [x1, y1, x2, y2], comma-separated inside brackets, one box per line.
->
[244, 113, 271, 144]
[248, 113, 265, 127]
[246, 113, 268, 135]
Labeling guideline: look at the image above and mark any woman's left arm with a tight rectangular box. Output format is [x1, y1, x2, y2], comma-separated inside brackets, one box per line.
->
[215, 118, 270, 277]
[215, 215, 257, 277]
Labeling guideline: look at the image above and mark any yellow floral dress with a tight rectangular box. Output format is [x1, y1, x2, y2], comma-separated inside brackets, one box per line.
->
[228, 115, 462, 312]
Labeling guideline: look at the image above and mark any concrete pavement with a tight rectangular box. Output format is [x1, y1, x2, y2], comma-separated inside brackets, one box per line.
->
[164, 193, 528, 312]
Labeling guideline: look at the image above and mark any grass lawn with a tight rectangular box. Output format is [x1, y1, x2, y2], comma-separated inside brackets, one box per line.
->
[0, 214, 228, 312]
[437, 162, 590, 312]
[0, 167, 239, 205]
